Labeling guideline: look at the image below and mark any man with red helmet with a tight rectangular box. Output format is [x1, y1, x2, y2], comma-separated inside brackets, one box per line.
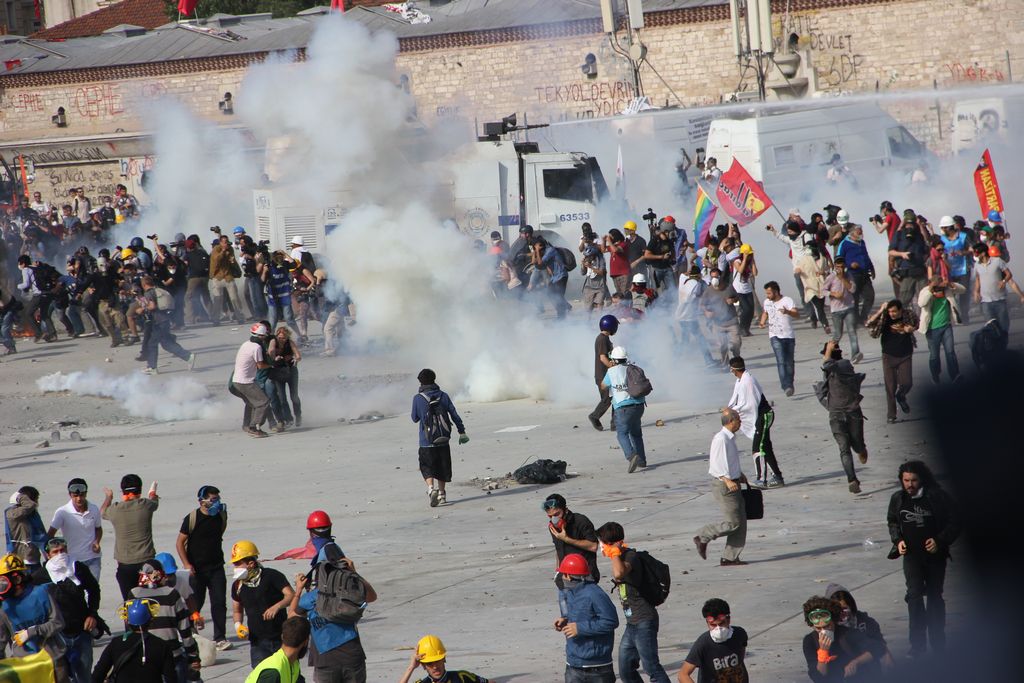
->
[554, 553, 618, 683]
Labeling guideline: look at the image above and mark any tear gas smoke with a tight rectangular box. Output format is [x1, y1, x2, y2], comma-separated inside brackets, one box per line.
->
[37, 370, 224, 421]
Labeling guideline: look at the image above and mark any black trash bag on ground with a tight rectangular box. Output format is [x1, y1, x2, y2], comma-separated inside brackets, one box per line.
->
[513, 459, 567, 484]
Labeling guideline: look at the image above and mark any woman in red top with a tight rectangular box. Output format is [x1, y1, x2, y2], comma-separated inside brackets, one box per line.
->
[603, 228, 630, 296]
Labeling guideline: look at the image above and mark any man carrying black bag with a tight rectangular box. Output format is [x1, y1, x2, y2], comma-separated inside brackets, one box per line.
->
[693, 409, 749, 566]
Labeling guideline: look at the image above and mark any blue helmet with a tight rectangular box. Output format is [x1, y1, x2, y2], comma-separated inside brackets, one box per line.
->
[232, 226, 245, 235]
[126, 599, 152, 627]
[154, 552, 178, 574]
[599, 314, 619, 334]
[129, 236, 144, 250]
[987, 210, 1002, 223]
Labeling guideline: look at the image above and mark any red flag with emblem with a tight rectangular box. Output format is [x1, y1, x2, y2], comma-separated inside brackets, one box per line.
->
[714, 158, 774, 226]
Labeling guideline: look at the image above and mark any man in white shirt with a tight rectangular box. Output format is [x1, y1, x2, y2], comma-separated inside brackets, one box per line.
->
[727, 357, 784, 488]
[46, 477, 103, 580]
[230, 323, 272, 438]
[693, 409, 748, 566]
[29, 192, 51, 216]
[676, 266, 715, 365]
[759, 281, 800, 396]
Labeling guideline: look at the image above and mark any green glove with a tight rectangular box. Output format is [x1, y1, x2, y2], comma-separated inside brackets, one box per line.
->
[458, 433, 469, 445]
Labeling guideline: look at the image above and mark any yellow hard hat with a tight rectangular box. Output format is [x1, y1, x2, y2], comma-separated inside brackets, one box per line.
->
[230, 540, 259, 564]
[0, 554, 26, 576]
[623, 220, 637, 232]
[739, 243, 754, 255]
[416, 634, 447, 664]
[121, 248, 134, 260]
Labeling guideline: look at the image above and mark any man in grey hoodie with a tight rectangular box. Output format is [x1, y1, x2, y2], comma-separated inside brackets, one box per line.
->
[818, 340, 868, 494]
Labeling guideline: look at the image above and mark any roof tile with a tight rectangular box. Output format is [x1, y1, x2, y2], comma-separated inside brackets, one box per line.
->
[32, 0, 170, 41]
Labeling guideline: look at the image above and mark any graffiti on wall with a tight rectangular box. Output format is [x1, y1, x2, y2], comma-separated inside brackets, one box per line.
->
[34, 163, 121, 202]
[944, 62, 1006, 83]
[778, 14, 865, 88]
[536, 80, 636, 119]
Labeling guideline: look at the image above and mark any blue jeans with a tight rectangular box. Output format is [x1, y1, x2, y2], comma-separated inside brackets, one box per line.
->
[614, 403, 645, 463]
[270, 367, 301, 423]
[619, 614, 670, 683]
[1, 310, 16, 351]
[246, 276, 268, 320]
[769, 336, 796, 391]
[62, 631, 93, 683]
[267, 297, 299, 335]
[926, 325, 959, 382]
[830, 307, 860, 356]
[249, 635, 281, 668]
[81, 557, 101, 581]
[982, 300, 1009, 334]
[565, 664, 615, 683]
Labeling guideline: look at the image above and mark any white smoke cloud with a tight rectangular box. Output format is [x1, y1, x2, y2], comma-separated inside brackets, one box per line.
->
[37, 370, 224, 421]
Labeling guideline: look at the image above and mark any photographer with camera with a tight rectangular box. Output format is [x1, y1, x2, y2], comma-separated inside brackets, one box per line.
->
[183, 236, 213, 326]
[240, 235, 269, 320]
[258, 251, 302, 337]
[644, 219, 677, 295]
[153, 239, 188, 329]
[209, 233, 249, 325]
[580, 224, 608, 316]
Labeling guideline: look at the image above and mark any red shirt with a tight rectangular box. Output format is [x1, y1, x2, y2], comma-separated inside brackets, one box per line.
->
[608, 241, 629, 277]
[884, 213, 901, 241]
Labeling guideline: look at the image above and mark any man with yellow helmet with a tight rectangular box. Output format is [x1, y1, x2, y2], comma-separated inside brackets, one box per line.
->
[230, 540, 295, 669]
[0, 553, 70, 681]
[398, 634, 489, 683]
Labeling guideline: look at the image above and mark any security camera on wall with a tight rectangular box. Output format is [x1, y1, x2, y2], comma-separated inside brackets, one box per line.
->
[581, 53, 598, 79]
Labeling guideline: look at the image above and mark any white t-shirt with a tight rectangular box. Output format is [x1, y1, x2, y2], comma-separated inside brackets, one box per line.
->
[233, 341, 264, 384]
[763, 296, 797, 339]
[708, 427, 742, 479]
[49, 500, 102, 561]
[290, 246, 307, 262]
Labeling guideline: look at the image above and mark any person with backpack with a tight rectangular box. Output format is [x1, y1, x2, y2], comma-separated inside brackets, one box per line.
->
[532, 237, 570, 319]
[818, 340, 869, 494]
[678, 598, 749, 683]
[693, 409, 748, 566]
[4, 485, 47, 572]
[175, 485, 230, 652]
[138, 276, 196, 376]
[726, 357, 783, 489]
[16, 254, 57, 341]
[595, 522, 670, 683]
[0, 553, 69, 681]
[554, 553, 619, 683]
[411, 369, 468, 507]
[601, 346, 648, 473]
[289, 557, 377, 683]
[32, 537, 105, 683]
[92, 598, 176, 682]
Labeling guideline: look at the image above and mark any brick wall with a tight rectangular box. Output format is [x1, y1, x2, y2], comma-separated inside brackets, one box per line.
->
[1, 0, 1021, 155]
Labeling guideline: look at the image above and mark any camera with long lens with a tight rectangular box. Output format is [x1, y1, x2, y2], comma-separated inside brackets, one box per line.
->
[642, 209, 657, 223]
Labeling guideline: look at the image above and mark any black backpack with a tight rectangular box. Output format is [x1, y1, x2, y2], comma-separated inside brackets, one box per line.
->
[32, 263, 60, 292]
[628, 550, 671, 606]
[314, 557, 368, 625]
[418, 392, 452, 445]
[625, 363, 653, 398]
[557, 247, 577, 272]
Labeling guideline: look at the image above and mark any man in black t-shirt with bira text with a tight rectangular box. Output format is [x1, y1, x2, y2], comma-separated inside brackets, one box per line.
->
[679, 598, 748, 683]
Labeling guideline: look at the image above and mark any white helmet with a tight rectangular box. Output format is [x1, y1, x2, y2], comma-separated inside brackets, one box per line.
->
[939, 215, 955, 228]
[289, 235, 304, 246]
[609, 346, 628, 361]
[631, 273, 647, 284]
[837, 209, 849, 225]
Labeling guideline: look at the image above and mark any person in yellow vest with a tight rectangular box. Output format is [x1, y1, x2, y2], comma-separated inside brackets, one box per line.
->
[246, 616, 310, 683]
[398, 634, 489, 683]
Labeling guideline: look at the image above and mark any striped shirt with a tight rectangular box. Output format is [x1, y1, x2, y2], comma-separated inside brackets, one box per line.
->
[131, 586, 198, 661]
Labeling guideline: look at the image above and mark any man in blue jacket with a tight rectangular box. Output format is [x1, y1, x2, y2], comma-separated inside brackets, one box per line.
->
[411, 368, 468, 507]
[554, 553, 619, 683]
[836, 225, 875, 325]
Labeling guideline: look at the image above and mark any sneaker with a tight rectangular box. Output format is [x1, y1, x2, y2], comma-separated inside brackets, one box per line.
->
[720, 558, 749, 566]
[849, 480, 861, 494]
[588, 415, 603, 431]
[294, 416, 302, 428]
[858, 450, 868, 465]
[897, 394, 911, 414]
[141, 367, 158, 376]
[187, 352, 197, 371]
[215, 640, 232, 651]
[438, 491, 447, 505]
[784, 387, 795, 397]
[887, 417, 898, 424]
[766, 476, 784, 488]
[246, 428, 269, 439]
[271, 424, 286, 433]
[428, 488, 440, 508]
[692, 535, 708, 560]
[628, 454, 640, 474]
[851, 352, 864, 364]
[124, 336, 140, 346]
[134, 354, 146, 362]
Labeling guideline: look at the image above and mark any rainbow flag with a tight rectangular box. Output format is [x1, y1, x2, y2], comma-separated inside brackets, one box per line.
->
[693, 184, 717, 248]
